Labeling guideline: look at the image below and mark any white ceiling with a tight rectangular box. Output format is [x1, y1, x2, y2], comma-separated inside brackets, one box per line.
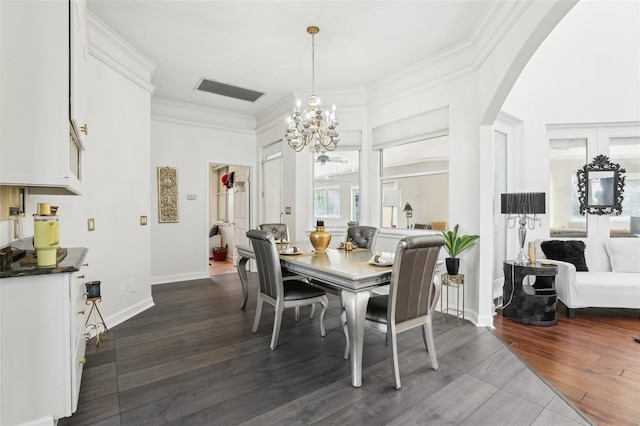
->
[86, 0, 494, 117]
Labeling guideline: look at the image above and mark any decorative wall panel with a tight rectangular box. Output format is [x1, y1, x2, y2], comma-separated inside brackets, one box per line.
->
[157, 167, 179, 223]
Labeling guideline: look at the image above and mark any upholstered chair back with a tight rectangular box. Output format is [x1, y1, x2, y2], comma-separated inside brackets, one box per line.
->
[247, 229, 283, 299]
[257, 223, 290, 242]
[346, 226, 379, 249]
[390, 235, 444, 324]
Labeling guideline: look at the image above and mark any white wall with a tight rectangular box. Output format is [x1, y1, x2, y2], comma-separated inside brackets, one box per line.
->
[27, 22, 156, 328]
[502, 0, 640, 240]
[150, 104, 256, 284]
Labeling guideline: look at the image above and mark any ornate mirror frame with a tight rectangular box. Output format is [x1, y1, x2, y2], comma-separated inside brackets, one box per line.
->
[577, 155, 625, 215]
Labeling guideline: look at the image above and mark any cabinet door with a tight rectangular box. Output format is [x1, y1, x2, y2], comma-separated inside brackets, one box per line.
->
[70, 0, 88, 138]
[0, 274, 73, 425]
[0, 1, 82, 194]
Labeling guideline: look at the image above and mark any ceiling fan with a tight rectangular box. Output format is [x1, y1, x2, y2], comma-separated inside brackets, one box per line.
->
[315, 153, 348, 165]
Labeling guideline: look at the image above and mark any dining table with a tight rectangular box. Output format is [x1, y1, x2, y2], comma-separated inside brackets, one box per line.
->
[235, 241, 394, 387]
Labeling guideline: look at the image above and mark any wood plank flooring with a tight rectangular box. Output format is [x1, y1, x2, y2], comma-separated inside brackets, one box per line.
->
[60, 273, 591, 425]
[493, 306, 640, 426]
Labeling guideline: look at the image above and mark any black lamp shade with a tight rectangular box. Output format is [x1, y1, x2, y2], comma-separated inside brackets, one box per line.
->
[403, 202, 413, 212]
[501, 192, 545, 215]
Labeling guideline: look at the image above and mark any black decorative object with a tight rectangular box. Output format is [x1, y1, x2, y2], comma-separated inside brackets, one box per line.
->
[445, 258, 460, 275]
[540, 240, 589, 272]
[577, 155, 625, 216]
[85, 281, 101, 298]
[502, 261, 558, 326]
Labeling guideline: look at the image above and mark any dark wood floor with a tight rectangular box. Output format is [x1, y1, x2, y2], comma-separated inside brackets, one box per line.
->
[61, 273, 590, 425]
[493, 305, 640, 426]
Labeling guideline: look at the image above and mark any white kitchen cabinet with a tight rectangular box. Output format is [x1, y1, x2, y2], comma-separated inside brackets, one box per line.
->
[0, 252, 89, 426]
[70, 0, 89, 142]
[0, 0, 86, 195]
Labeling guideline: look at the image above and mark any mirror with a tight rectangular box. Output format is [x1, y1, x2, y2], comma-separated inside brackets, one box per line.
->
[577, 155, 626, 215]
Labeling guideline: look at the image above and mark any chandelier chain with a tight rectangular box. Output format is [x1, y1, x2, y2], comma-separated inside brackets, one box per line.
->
[311, 32, 315, 95]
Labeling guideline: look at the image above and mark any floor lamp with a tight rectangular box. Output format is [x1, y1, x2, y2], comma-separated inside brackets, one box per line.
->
[383, 189, 401, 228]
[501, 192, 545, 265]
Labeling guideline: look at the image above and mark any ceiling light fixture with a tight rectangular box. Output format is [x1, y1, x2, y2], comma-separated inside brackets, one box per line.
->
[284, 26, 340, 153]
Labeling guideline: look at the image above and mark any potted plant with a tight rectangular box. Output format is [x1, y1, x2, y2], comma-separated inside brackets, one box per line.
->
[441, 224, 479, 275]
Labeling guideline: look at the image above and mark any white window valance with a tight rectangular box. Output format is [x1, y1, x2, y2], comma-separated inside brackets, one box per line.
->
[372, 106, 449, 149]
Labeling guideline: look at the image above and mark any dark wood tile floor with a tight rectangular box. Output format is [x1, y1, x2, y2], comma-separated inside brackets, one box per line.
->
[60, 273, 592, 425]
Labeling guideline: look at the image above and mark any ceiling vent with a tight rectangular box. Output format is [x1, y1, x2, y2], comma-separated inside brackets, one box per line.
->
[195, 78, 264, 102]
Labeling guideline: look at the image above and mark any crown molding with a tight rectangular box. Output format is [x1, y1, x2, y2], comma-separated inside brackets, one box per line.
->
[87, 11, 156, 94]
[151, 98, 256, 134]
[366, 1, 532, 108]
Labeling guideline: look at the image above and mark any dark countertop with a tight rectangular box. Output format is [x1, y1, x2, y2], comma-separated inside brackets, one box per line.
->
[0, 245, 88, 279]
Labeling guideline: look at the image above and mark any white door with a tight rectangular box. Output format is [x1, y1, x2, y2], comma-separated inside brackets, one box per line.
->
[232, 168, 250, 263]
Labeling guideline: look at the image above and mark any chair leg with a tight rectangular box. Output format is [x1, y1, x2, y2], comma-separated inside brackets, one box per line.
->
[252, 294, 264, 333]
[318, 296, 328, 337]
[389, 328, 401, 389]
[422, 317, 438, 370]
[310, 303, 316, 319]
[270, 301, 285, 350]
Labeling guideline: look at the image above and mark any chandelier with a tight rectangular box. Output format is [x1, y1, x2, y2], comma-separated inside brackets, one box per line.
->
[284, 26, 340, 153]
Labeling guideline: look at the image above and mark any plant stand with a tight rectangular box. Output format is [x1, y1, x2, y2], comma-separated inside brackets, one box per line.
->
[85, 297, 108, 346]
[440, 273, 464, 325]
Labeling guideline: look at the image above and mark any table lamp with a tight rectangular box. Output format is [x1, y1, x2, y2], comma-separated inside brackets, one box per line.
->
[501, 192, 545, 265]
[403, 202, 413, 228]
[383, 189, 401, 228]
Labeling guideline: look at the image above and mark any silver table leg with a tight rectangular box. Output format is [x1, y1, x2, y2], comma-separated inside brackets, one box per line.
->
[341, 289, 371, 387]
[237, 255, 250, 309]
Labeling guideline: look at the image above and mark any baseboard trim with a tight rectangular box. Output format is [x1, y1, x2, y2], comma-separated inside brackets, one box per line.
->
[151, 272, 209, 285]
[102, 297, 155, 331]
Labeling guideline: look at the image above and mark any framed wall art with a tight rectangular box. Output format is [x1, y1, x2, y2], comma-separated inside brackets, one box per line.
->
[157, 166, 179, 223]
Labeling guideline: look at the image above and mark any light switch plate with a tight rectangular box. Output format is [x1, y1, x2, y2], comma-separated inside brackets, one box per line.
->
[140, 215, 148, 226]
[87, 218, 95, 231]
[285, 207, 292, 214]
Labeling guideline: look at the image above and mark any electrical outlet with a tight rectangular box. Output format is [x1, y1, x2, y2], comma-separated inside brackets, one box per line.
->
[87, 218, 95, 231]
[120, 283, 126, 297]
[140, 216, 147, 226]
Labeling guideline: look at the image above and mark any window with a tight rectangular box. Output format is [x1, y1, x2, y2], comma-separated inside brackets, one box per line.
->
[549, 138, 587, 237]
[610, 136, 640, 235]
[380, 135, 449, 229]
[313, 150, 359, 225]
[314, 186, 340, 218]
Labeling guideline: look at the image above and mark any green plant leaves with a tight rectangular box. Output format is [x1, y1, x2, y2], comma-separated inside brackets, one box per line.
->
[441, 224, 479, 258]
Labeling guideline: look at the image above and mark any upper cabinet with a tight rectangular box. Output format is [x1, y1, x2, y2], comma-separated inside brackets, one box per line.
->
[0, 0, 87, 195]
[70, 0, 89, 137]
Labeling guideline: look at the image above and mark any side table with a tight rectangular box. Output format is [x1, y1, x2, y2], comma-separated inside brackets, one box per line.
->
[502, 261, 558, 326]
[440, 273, 464, 325]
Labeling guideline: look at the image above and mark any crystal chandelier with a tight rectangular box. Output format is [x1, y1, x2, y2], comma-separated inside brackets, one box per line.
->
[284, 26, 340, 153]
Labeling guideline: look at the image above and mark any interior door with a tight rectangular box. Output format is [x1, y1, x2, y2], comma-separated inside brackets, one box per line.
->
[232, 168, 250, 263]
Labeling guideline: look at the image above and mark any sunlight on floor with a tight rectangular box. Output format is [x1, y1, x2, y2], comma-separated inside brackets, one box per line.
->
[209, 259, 237, 276]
